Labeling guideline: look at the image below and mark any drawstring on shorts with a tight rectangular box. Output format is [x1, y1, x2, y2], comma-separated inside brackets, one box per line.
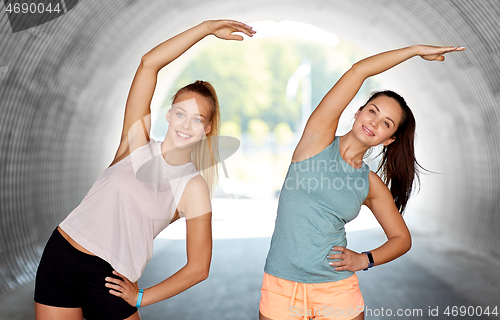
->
[290, 282, 309, 320]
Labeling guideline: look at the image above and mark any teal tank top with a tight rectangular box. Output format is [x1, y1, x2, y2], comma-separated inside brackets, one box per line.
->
[264, 135, 370, 283]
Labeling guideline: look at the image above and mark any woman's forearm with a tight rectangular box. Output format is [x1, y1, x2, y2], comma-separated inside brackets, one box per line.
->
[142, 21, 211, 71]
[368, 235, 412, 268]
[140, 262, 209, 307]
[351, 45, 420, 79]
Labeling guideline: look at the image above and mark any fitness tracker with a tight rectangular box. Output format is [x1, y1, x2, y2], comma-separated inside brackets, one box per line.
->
[362, 251, 374, 271]
[136, 289, 144, 308]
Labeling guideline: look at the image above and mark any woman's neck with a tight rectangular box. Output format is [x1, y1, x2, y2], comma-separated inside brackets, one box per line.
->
[160, 139, 193, 165]
[338, 132, 371, 169]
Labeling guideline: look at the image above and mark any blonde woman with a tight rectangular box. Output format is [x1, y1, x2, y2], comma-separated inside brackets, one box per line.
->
[34, 20, 255, 320]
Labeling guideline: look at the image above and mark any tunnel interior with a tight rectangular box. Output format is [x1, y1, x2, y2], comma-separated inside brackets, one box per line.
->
[0, 0, 499, 295]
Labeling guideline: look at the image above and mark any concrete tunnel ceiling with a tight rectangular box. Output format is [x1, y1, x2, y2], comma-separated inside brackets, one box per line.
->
[0, 0, 499, 293]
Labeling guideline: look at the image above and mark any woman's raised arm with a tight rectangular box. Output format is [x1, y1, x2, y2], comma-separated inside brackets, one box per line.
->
[296, 45, 465, 149]
[110, 20, 255, 166]
[142, 20, 255, 71]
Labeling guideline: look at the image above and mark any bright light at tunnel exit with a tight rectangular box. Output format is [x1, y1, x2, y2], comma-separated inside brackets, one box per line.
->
[245, 20, 339, 46]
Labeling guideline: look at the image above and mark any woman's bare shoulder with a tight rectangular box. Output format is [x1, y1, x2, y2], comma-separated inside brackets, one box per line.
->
[184, 174, 209, 194]
[364, 171, 391, 206]
[179, 174, 211, 219]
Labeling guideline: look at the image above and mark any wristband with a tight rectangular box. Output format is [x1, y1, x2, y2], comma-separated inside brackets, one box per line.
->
[362, 251, 374, 271]
[136, 289, 144, 308]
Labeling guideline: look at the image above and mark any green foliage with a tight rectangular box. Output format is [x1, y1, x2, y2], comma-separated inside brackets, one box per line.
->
[274, 122, 295, 146]
[220, 120, 242, 139]
[247, 118, 270, 147]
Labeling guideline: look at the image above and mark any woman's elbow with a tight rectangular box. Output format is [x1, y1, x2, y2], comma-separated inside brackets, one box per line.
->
[196, 266, 210, 282]
[392, 233, 412, 256]
[188, 263, 210, 283]
[140, 54, 149, 67]
[349, 62, 363, 75]
[346, 63, 367, 81]
[403, 234, 412, 254]
[200, 268, 210, 281]
[140, 54, 157, 71]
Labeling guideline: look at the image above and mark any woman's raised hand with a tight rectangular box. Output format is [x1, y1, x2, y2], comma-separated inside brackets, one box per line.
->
[205, 19, 256, 41]
[416, 45, 466, 61]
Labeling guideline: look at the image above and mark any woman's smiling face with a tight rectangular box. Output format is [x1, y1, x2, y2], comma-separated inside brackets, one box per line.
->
[353, 95, 403, 147]
[166, 91, 212, 148]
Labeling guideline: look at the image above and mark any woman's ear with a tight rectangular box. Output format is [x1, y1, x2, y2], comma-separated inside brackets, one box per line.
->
[383, 136, 396, 147]
[205, 122, 212, 135]
[166, 109, 172, 123]
[354, 108, 362, 119]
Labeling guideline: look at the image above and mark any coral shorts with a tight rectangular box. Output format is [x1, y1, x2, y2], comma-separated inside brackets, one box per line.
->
[259, 273, 364, 320]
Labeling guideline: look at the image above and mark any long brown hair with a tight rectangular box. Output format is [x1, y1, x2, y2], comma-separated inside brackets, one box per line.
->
[171, 80, 220, 198]
[360, 90, 427, 214]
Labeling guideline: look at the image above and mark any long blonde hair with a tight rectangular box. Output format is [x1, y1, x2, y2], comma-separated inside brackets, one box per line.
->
[171, 80, 220, 198]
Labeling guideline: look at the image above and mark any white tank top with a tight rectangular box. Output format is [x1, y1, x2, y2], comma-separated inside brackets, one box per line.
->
[59, 137, 200, 282]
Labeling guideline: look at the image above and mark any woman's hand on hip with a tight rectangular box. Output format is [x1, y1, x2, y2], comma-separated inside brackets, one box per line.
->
[205, 19, 255, 41]
[105, 270, 139, 307]
[415, 44, 466, 61]
[327, 246, 368, 272]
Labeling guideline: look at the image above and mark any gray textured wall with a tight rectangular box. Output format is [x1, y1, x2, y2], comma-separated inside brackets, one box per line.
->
[0, 0, 499, 294]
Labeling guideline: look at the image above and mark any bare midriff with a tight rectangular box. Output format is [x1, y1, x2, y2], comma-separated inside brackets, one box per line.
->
[57, 226, 97, 256]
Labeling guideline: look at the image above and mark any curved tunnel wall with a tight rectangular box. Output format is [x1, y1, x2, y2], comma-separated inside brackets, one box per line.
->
[0, 0, 499, 294]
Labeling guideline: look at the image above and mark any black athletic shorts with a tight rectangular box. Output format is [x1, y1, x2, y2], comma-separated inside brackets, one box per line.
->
[34, 227, 138, 320]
